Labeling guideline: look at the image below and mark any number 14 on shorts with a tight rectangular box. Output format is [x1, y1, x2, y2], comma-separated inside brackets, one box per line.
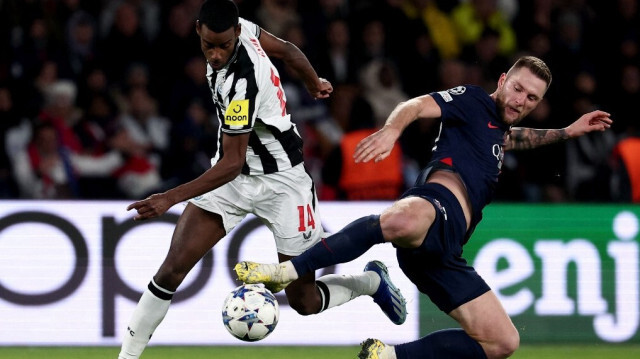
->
[297, 204, 316, 232]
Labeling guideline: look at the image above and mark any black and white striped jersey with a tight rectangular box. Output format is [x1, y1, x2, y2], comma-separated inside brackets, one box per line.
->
[206, 18, 304, 175]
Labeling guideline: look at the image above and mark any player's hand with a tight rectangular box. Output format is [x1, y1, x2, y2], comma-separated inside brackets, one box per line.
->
[353, 126, 400, 163]
[126, 193, 173, 221]
[308, 78, 333, 99]
[566, 110, 612, 138]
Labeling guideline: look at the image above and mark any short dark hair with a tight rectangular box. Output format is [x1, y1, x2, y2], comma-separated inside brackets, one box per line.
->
[198, 0, 239, 33]
[508, 56, 552, 89]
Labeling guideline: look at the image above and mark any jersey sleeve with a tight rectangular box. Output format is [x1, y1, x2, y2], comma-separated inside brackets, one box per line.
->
[240, 18, 261, 38]
[429, 85, 474, 125]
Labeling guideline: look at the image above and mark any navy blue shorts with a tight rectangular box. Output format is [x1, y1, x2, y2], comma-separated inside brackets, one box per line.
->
[396, 183, 490, 313]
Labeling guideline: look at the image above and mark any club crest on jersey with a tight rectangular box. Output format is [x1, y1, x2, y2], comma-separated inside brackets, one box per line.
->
[225, 99, 249, 126]
[448, 86, 466, 95]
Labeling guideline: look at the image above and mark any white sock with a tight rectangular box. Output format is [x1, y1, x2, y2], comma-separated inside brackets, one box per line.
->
[316, 271, 380, 310]
[382, 345, 397, 359]
[118, 280, 173, 359]
[281, 261, 299, 281]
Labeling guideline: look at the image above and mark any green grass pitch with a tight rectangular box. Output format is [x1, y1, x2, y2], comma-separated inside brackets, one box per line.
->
[1, 344, 639, 358]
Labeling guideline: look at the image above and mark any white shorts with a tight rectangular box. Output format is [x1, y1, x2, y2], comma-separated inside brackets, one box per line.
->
[188, 163, 324, 256]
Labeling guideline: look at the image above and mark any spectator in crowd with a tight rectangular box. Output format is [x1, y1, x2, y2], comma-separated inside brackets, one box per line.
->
[607, 63, 640, 137]
[164, 55, 213, 123]
[35, 79, 83, 153]
[150, 2, 202, 106]
[359, 59, 409, 128]
[609, 62, 640, 203]
[354, 18, 389, 69]
[112, 86, 168, 198]
[397, 22, 441, 97]
[451, 0, 518, 57]
[255, 0, 300, 38]
[565, 71, 617, 201]
[162, 98, 217, 188]
[115, 87, 169, 162]
[512, 0, 553, 56]
[0, 85, 22, 198]
[75, 64, 110, 110]
[460, 27, 511, 91]
[313, 18, 359, 86]
[546, 5, 598, 105]
[610, 128, 640, 203]
[9, 15, 64, 87]
[322, 86, 405, 201]
[62, 10, 99, 81]
[298, 0, 351, 50]
[401, 0, 461, 59]
[12, 122, 79, 198]
[72, 91, 124, 198]
[98, 0, 161, 44]
[99, 2, 153, 85]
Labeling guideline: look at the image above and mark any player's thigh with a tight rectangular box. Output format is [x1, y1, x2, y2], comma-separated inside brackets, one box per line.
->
[449, 290, 519, 350]
[159, 203, 226, 275]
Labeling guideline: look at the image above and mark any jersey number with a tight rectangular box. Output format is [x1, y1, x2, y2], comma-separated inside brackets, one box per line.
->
[270, 68, 286, 116]
[297, 204, 316, 232]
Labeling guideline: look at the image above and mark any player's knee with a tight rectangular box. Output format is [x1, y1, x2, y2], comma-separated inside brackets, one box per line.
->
[503, 329, 521, 357]
[485, 328, 520, 359]
[381, 210, 413, 238]
[381, 208, 428, 248]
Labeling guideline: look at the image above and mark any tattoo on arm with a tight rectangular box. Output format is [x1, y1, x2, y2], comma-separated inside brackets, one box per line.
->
[505, 127, 569, 151]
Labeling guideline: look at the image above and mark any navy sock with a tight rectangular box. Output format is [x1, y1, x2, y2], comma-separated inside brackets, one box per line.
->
[291, 215, 385, 276]
[395, 329, 488, 359]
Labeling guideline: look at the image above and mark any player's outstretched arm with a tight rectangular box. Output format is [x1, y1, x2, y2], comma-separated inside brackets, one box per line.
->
[258, 28, 332, 99]
[354, 94, 440, 163]
[565, 110, 612, 137]
[505, 110, 612, 151]
[127, 133, 249, 220]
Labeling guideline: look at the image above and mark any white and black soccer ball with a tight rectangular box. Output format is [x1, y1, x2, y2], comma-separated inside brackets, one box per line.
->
[222, 283, 279, 342]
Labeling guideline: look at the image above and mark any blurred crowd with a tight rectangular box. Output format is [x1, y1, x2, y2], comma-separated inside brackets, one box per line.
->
[0, 0, 638, 202]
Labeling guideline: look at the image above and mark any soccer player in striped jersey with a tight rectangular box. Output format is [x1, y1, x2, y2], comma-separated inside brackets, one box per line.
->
[118, 1, 406, 358]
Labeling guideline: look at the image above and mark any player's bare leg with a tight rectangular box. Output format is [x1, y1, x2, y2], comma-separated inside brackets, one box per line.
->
[119, 204, 226, 359]
[366, 291, 518, 359]
[278, 253, 322, 315]
[449, 290, 519, 359]
[153, 205, 226, 291]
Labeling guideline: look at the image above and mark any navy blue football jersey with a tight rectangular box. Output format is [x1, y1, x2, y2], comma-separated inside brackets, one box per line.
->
[429, 85, 509, 227]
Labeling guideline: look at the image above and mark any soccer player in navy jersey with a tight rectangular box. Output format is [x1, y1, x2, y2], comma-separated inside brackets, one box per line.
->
[118, 1, 408, 358]
[236, 56, 613, 359]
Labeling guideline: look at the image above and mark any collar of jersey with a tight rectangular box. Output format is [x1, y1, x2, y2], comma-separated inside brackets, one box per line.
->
[219, 39, 241, 71]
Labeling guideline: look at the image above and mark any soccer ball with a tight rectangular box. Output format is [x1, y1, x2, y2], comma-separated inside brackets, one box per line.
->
[222, 283, 279, 342]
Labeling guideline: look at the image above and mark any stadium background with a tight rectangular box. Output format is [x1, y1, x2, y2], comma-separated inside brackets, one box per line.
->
[1, 0, 639, 356]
